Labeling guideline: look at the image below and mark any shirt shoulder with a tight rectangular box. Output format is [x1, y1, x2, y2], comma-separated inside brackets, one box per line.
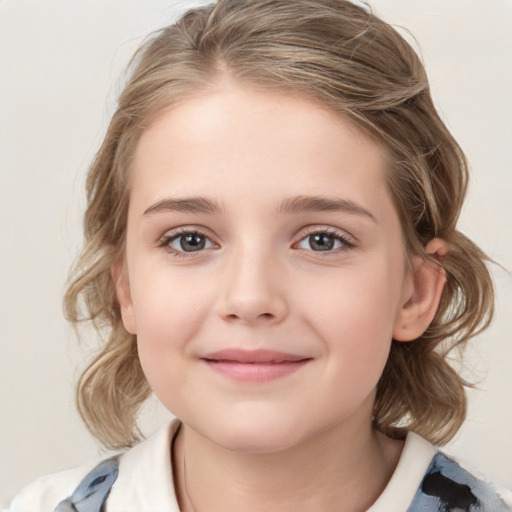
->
[2, 459, 105, 512]
[408, 451, 512, 512]
[3, 420, 181, 512]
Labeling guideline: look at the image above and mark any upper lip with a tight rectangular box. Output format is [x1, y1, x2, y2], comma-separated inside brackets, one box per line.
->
[201, 349, 309, 363]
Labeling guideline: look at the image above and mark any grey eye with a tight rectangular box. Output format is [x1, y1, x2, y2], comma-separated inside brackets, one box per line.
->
[169, 233, 213, 252]
[298, 233, 345, 251]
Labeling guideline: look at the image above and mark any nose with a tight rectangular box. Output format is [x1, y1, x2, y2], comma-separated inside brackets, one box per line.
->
[216, 249, 289, 326]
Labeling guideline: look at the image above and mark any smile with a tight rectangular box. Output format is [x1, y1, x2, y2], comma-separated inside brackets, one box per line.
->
[201, 349, 312, 382]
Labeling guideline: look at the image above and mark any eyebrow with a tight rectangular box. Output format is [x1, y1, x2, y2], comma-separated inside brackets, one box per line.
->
[143, 194, 376, 222]
[144, 197, 223, 215]
[278, 195, 377, 222]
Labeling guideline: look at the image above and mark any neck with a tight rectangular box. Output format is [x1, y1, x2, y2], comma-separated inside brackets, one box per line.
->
[172, 417, 403, 512]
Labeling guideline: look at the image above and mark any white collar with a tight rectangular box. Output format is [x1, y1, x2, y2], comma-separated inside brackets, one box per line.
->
[107, 420, 436, 511]
[107, 419, 182, 511]
[367, 431, 436, 512]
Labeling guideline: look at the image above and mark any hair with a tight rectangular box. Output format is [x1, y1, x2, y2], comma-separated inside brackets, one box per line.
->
[64, 0, 494, 449]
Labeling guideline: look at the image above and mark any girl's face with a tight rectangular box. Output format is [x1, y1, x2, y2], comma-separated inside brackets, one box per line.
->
[118, 81, 414, 453]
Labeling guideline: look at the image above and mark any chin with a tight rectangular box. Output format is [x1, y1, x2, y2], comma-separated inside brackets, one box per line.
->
[193, 413, 306, 454]
[216, 431, 300, 454]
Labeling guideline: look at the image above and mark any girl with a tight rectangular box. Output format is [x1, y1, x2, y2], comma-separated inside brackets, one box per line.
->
[5, 0, 511, 510]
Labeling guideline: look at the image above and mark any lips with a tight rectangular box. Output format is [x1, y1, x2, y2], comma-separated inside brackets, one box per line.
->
[201, 349, 311, 382]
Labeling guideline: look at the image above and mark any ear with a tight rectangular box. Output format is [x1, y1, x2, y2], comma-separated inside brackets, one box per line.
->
[393, 238, 448, 342]
[111, 258, 137, 335]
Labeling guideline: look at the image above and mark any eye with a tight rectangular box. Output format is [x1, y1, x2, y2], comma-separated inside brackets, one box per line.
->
[296, 230, 352, 252]
[162, 230, 215, 254]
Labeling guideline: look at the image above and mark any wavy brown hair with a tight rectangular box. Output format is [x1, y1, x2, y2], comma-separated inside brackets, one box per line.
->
[65, 0, 494, 449]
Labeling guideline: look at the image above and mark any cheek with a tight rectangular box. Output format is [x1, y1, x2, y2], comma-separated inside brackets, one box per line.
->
[129, 268, 211, 392]
[130, 260, 209, 337]
[305, 260, 402, 334]
[300, 259, 404, 378]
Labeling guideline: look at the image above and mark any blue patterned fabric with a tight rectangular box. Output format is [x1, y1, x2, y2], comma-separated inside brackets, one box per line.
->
[54, 457, 119, 512]
[51, 450, 510, 511]
[408, 452, 510, 511]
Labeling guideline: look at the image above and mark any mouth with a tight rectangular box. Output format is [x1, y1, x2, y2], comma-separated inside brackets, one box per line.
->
[200, 349, 312, 382]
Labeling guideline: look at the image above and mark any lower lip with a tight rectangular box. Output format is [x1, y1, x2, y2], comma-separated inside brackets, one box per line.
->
[202, 359, 311, 382]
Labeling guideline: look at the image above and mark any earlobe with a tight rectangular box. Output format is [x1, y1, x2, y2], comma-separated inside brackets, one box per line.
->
[393, 238, 448, 342]
[111, 260, 137, 335]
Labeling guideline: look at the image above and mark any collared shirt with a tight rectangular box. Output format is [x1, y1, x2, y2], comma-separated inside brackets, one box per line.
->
[5, 420, 512, 512]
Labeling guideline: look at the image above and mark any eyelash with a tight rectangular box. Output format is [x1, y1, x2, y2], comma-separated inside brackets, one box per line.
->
[296, 227, 355, 254]
[158, 226, 355, 258]
[158, 227, 214, 258]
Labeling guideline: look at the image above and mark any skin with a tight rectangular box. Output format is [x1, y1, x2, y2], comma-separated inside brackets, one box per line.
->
[115, 79, 447, 511]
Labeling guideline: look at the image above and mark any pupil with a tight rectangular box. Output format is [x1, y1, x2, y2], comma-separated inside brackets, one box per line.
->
[181, 234, 205, 252]
[310, 234, 334, 251]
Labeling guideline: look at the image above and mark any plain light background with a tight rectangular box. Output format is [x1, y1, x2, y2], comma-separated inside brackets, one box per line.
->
[1, 0, 511, 505]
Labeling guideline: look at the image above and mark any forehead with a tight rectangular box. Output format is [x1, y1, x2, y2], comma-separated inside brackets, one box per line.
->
[130, 83, 394, 217]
